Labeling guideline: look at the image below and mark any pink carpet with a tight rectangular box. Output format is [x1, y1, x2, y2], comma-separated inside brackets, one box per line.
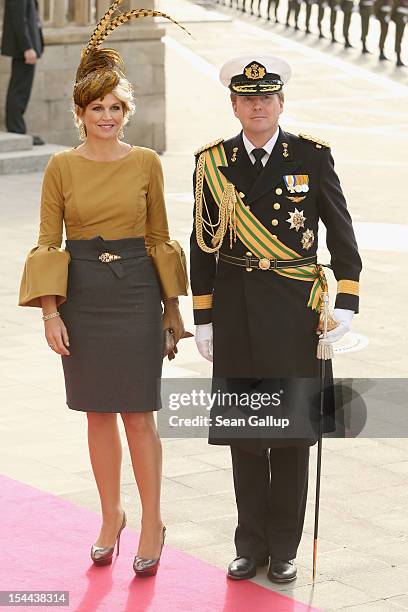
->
[0, 475, 318, 611]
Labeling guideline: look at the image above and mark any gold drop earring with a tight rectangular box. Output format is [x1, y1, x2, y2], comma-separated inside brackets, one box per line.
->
[79, 121, 87, 141]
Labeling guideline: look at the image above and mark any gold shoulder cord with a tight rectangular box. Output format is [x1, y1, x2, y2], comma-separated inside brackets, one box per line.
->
[194, 151, 236, 253]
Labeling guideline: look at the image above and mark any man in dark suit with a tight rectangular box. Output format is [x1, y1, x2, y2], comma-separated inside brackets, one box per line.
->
[190, 55, 362, 583]
[1, 0, 44, 144]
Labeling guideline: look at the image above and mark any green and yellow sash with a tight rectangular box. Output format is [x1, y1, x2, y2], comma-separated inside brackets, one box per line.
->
[201, 143, 327, 311]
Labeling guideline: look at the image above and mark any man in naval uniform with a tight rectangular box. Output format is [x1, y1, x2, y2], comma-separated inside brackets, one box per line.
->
[190, 56, 362, 583]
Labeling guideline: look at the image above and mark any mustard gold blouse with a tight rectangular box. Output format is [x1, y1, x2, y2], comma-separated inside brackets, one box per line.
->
[18, 146, 189, 307]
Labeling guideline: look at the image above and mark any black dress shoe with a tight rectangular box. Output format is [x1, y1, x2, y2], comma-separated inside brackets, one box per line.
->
[32, 135, 45, 146]
[267, 559, 297, 583]
[227, 555, 269, 580]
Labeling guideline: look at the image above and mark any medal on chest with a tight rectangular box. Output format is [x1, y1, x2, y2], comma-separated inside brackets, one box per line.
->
[283, 174, 309, 193]
[286, 208, 306, 232]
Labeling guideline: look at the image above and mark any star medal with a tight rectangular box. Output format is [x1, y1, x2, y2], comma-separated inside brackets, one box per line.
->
[286, 208, 306, 232]
[301, 228, 314, 250]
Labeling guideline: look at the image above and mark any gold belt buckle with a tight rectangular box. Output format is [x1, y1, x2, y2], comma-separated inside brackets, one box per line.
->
[258, 257, 271, 271]
[98, 252, 122, 263]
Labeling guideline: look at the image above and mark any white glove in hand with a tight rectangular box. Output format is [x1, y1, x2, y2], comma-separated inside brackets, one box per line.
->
[195, 323, 213, 362]
[320, 308, 354, 344]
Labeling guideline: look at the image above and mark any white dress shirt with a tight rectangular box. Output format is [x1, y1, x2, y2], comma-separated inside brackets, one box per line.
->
[242, 128, 280, 167]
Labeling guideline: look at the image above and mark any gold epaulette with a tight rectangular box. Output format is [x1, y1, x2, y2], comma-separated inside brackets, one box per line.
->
[194, 138, 224, 156]
[299, 133, 330, 149]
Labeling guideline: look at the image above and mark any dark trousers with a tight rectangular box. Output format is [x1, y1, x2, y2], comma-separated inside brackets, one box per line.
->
[360, 6, 373, 43]
[394, 16, 406, 54]
[378, 16, 390, 50]
[5, 58, 35, 134]
[231, 444, 310, 561]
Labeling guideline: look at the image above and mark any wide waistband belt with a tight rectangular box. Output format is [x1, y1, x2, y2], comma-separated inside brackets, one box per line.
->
[219, 252, 317, 271]
[65, 236, 147, 278]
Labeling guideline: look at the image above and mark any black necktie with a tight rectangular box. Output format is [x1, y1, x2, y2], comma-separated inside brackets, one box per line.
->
[252, 148, 266, 174]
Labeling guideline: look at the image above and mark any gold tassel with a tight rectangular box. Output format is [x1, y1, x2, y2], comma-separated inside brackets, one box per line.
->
[227, 184, 237, 249]
[317, 292, 334, 360]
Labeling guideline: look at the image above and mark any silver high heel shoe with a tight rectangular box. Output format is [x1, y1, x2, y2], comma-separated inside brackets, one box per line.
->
[133, 525, 166, 577]
[90, 510, 127, 566]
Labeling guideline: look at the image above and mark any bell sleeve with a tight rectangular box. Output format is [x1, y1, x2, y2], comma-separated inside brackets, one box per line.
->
[145, 152, 189, 299]
[18, 154, 71, 308]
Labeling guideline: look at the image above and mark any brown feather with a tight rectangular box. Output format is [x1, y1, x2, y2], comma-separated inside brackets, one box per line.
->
[76, 47, 124, 83]
[82, 0, 124, 58]
[92, 9, 192, 49]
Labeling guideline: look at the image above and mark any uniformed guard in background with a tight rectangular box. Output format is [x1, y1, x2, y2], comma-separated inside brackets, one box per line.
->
[392, 0, 408, 65]
[267, 0, 281, 21]
[190, 55, 362, 583]
[286, 0, 302, 27]
[318, 0, 330, 36]
[250, 0, 263, 16]
[359, 0, 375, 52]
[374, 0, 393, 59]
[329, 0, 342, 41]
[342, 0, 356, 47]
[304, 0, 317, 32]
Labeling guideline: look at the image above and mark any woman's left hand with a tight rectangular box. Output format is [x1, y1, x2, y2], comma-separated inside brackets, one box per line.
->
[162, 298, 185, 345]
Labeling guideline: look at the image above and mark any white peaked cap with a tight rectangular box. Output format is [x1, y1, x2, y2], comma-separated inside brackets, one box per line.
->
[220, 55, 292, 94]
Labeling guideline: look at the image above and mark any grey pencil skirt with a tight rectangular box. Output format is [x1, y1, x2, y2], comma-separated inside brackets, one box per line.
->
[58, 236, 163, 413]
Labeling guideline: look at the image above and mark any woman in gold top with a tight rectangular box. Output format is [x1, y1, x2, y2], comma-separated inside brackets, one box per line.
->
[18, 3, 189, 577]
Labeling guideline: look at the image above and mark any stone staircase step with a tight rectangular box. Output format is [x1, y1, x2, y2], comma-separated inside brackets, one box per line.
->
[0, 132, 34, 153]
[0, 144, 67, 175]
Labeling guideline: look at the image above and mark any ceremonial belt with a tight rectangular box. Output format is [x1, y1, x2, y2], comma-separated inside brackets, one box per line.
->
[219, 252, 318, 271]
[200, 143, 328, 311]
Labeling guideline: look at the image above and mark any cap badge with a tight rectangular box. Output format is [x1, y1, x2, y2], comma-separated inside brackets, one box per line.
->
[244, 63, 266, 80]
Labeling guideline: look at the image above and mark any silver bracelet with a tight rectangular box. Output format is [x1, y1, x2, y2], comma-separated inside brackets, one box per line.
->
[42, 311, 60, 321]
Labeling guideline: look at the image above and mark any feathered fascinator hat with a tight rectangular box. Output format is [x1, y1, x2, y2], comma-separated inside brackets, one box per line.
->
[73, 0, 190, 109]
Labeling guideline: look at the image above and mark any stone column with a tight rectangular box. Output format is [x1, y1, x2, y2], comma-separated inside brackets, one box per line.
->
[74, 0, 91, 25]
[53, 0, 66, 27]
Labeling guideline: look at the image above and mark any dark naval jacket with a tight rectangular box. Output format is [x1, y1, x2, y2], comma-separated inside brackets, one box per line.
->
[190, 128, 362, 452]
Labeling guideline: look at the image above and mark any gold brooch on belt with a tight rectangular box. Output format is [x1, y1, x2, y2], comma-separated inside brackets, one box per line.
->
[98, 252, 122, 263]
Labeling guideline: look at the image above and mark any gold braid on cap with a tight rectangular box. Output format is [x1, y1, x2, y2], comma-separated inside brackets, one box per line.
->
[74, 0, 191, 107]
